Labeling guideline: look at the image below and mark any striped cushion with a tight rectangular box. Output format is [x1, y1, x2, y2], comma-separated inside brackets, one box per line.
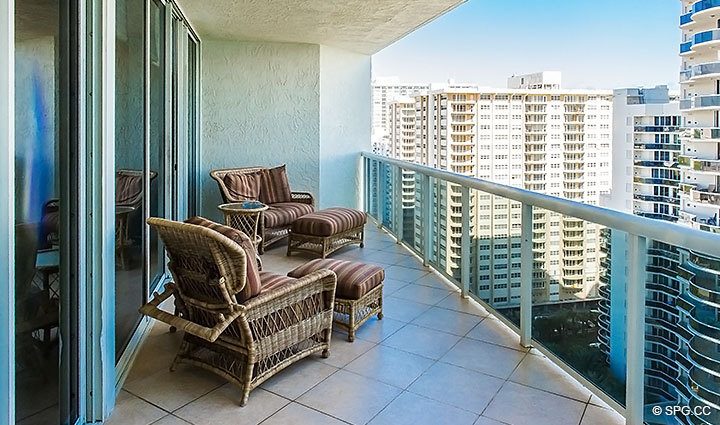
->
[184, 216, 262, 302]
[259, 271, 296, 293]
[287, 259, 383, 300]
[223, 172, 261, 202]
[259, 165, 292, 204]
[291, 208, 366, 237]
[264, 202, 314, 228]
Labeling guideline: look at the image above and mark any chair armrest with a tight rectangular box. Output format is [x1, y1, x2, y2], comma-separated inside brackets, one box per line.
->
[139, 283, 246, 342]
[291, 191, 314, 207]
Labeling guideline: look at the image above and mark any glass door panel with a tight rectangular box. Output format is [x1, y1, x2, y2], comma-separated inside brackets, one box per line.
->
[115, 0, 146, 360]
[14, 0, 77, 422]
[149, 0, 167, 290]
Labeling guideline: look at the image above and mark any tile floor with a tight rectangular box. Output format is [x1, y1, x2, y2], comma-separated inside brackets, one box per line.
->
[108, 224, 625, 425]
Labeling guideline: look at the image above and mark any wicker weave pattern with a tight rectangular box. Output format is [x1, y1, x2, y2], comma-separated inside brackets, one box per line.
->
[210, 167, 315, 253]
[140, 217, 336, 406]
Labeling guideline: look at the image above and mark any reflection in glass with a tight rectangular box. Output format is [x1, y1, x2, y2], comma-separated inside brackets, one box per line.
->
[14, 0, 65, 422]
[149, 0, 166, 289]
[115, 0, 146, 360]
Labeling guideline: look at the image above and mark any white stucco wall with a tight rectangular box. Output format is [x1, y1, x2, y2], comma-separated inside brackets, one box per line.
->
[200, 40, 321, 219]
[200, 39, 371, 217]
[319, 45, 371, 208]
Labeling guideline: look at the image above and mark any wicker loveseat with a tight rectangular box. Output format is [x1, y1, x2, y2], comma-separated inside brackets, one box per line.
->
[210, 166, 314, 253]
[140, 217, 336, 406]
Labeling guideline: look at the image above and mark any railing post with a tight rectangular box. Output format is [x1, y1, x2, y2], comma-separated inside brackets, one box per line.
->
[423, 174, 432, 266]
[520, 203, 533, 347]
[363, 156, 369, 214]
[461, 186, 470, 298]
[626, 233, 647, 425]
[376, 160, 384, 228]
[395, 166, 403, 242]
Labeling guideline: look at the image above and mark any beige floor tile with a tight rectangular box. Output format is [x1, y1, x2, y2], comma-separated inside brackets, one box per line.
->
[259, 359, 337, 400]
[315, 332, 376, 368]
[297, 370, 401, 425]
[509, 354, 592, 402]
[381, 296, 432, 322]
[413, 272, 458, 290]
[483, 382, 586, 425]
[408, 362, 504, 415]
[382, 278, 409, 295]
[262, 402, 346, 425]
[150, 415, 192, 425]
[353, 316, 405, 343]
[580, 404, 625, 425]
[440, 338, 526, 379]
[123, 364, 226, 412]
[344, 345, 434, 389]
[384, 265, 429, 282]
[106, 390, 167, 425]
[124, 326, 182, 385]
[435, 294, 489, 317]
[382, 324, 461, 360]
[465, 317, 526, 351]
[392, 284, 452, 306]
[368, 392, 478, 425]
[393, 255, 427, 270]
[411, 306, 483, 336]
[362, 251, 408, 265]
[473, 416, 506, 425]
[174, 386, 288, 425]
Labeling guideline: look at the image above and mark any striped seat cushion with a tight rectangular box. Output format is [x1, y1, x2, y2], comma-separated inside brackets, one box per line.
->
[259, 271, 297, 294]
[287, 259, 383, 300]
[291, 208, 366, 237]
[184, 216, 262, 302]
[264, 202, 314, 228]
[259, 165, 292, 204]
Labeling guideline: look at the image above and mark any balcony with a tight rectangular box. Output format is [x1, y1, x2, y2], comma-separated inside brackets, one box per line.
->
[679, 94, 720, 111]
[680, 62, 720, 82]
[362, 152, 720, 425]
[109, 224, 622, 425]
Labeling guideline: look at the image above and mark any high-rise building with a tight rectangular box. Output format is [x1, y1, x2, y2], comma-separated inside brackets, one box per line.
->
[387, 98, 418, 241]
[600, 86, 684, 413]
[371, 78, 430, 154]
[405, 72, 612, 306]
[675, 2, 720, 422]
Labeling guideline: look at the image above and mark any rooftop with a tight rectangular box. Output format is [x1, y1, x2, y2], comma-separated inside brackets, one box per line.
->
[109, 224, 623, 425]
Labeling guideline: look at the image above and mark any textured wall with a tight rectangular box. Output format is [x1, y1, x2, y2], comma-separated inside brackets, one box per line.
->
[319, 46, 371, 208]
[200, 40, 321, 219]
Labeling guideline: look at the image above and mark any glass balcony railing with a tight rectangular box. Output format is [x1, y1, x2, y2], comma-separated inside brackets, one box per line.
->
[681, 12, 693, 26]
[680, 62, 720, 82]
[694, 29, 720, 46]
[681, 41, 693, 54]
[693, 0, 720, 14]
[363, 152, 720, 425]
[679, 95, 720, 110]
[681, 126, 720, 140]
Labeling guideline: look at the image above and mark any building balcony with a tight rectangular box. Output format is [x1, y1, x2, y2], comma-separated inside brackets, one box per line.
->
[108, 224, 625, 425]
[681, 127, 720, 142]
[679, 94, 720, 111]
[680, 61, 720, 83]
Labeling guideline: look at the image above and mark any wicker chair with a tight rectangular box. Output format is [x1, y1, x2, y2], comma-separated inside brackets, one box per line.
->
[210, 167, 314, 254]
[140, 217, 336, 406]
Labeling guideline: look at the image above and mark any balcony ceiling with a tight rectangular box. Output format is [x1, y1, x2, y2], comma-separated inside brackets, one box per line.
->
[175, 0, 465, 54]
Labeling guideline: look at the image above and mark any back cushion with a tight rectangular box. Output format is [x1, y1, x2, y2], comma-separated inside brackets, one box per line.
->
[258, 165, 292, 204]
[223, 172, 261, 202]
[184, 216, 262, 302]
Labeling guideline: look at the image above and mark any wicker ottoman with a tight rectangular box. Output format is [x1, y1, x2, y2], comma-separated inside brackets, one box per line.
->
[287, 207, 366, 258]
[288, 259, 383, 342]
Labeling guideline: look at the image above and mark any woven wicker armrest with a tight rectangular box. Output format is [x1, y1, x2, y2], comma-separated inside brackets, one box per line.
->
[140, 283, 246, 342]
[291, 191, 314, 206]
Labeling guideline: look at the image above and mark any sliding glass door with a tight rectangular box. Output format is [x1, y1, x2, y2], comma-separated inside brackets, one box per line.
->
[114, 0, 199, 362]
[13, 0, 78, 422]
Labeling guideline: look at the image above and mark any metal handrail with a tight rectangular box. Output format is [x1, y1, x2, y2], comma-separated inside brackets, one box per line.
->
[362, 151, 720, 256]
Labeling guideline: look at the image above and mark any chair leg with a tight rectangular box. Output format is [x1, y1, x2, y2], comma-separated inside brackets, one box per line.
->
[359, 230, 365, 248]
[347, 302, 356, 342]
[377, 289, 384, 320]
[321, 327, 331, 358]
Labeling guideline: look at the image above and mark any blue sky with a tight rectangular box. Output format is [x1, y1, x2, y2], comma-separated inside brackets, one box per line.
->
[373, 0, 681, 89]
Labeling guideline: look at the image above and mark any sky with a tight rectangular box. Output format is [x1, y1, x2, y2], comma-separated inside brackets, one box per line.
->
[372, 0, 681, 90]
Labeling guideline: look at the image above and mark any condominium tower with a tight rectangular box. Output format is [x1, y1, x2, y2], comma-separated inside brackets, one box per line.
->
[600, 86, 684, 416]
[675, 2, 720, 423]
[386, 72, 613, 306]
